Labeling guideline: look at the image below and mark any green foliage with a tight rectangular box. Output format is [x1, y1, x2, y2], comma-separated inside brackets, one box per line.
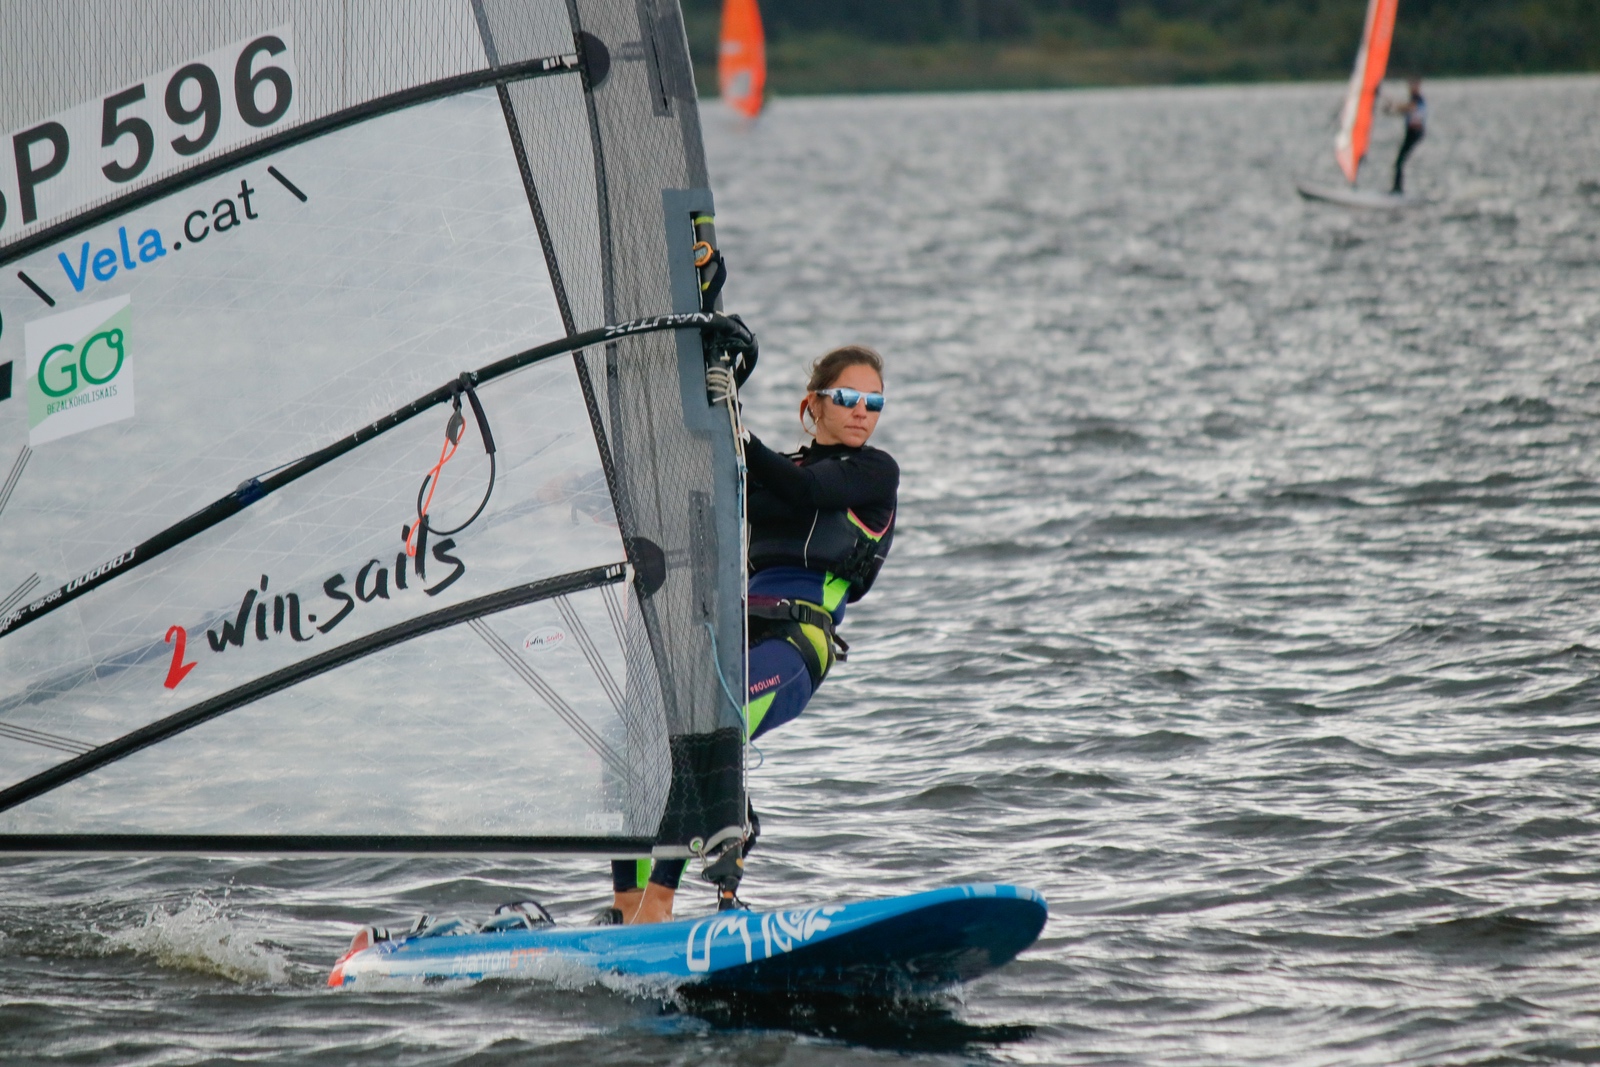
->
[679, 0, 1600, 93]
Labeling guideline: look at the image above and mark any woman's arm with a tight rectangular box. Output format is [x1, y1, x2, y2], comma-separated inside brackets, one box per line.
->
[745, 432, 898, 510]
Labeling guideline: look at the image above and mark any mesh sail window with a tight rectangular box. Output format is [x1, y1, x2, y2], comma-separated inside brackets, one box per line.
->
[0, 0, 746, 856]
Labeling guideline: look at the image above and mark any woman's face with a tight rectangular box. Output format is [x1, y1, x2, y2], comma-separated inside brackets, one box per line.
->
[804, 363, 883, 448]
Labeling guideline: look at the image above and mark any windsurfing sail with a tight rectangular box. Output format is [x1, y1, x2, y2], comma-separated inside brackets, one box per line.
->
[0, 0, 749, 861]
[718, 0, 766, 120]
[1334, 0, 1399, 183]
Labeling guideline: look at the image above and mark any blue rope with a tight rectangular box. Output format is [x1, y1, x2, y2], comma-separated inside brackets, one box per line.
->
[704, 621, 764, 768]
[704, 621, 745, 721]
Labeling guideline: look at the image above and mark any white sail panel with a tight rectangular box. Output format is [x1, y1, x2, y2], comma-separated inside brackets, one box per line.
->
[0, 28, 303, 246]
[1, 0, 750, 857]
[0, 584, 671, 839]
[0, 86, 677, 843]
[0, 3, 509, 250]
[1, 90, 564, 568]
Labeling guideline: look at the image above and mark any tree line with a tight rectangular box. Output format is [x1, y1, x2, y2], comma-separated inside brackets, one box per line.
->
[679, 0, 1600, 90]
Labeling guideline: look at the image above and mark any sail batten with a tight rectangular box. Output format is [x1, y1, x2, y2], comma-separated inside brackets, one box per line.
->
[0, 1, 746, 856]
[0, 835, 660, 856]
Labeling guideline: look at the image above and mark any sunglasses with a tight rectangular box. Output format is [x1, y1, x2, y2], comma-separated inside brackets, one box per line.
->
[816, 387, 886, 412]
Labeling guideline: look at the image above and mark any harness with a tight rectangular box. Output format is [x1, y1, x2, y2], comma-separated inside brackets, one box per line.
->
[826, 510, 887, 588]
[751, 505, 894, 595]
[747, 594, 849, 690]
[745, 502, 893, 692]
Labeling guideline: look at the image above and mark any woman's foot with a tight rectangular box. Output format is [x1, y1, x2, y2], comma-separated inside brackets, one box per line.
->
[611, 888, 643, 922]
[628, 882, 676, 924]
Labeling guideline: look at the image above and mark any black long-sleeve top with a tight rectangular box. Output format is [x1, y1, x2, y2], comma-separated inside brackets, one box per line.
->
[745, 432, 898, 608]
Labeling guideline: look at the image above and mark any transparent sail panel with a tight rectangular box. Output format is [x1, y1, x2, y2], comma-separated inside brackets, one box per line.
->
[0, 3, 492, 246]
[0, 584, 670, 838]
[1, 0, 752, 853]
[0, 86, 675, 841]
[0, 89, 564, 573]
[0, 358, 627, 770]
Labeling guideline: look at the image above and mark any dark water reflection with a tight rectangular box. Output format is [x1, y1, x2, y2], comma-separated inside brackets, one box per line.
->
[677, 987, 1036, 1053]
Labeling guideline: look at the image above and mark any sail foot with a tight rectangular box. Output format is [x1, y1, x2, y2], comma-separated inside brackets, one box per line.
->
[655, 726, 744, 849]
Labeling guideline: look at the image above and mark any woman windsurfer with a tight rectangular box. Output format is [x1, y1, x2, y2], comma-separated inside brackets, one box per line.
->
[610, 345, 898, 924]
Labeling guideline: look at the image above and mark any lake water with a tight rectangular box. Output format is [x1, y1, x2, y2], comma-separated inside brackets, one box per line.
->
[6, 75, 1600, 1065]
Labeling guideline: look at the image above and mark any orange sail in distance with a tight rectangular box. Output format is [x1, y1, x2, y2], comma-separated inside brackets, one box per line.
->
[1334, 0, 1399, 183]
[718, 0, 766, 119]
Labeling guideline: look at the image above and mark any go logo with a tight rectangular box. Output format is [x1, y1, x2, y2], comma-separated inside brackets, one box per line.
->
[37, 328, 125, 398]
[23, 294, 136, 447]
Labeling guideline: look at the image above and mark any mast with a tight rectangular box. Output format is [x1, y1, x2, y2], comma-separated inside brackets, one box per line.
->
[1334, 0, 1400, 184]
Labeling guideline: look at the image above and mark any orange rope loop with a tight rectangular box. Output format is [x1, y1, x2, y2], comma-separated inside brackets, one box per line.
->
[406, 417, 462, 557]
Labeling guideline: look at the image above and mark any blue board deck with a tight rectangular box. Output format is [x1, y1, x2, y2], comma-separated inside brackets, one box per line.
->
[329, 883, 1047, 995]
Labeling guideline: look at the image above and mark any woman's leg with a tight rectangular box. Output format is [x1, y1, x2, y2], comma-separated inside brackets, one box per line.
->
[610, 858, 650, 921]
[746, 635, 817, 740]
[631, 858, 686, 924]
[624, 638, 817, 924]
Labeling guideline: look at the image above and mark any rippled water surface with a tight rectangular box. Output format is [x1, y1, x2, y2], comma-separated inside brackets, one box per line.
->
[7, 76, 1600, 1065]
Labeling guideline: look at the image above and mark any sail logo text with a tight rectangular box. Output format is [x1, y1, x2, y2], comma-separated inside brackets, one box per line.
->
[161, 526, 467, 689]
[0, 29, 297, 240]
[523, 627, 566, 653]
[55, 177, 266, 294]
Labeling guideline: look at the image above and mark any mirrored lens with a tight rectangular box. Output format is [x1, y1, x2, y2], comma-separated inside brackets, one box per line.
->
[821, 388, 885, 411]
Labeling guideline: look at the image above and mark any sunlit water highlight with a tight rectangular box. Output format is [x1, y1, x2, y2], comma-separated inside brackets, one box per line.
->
[5, 75, 1600, 1064]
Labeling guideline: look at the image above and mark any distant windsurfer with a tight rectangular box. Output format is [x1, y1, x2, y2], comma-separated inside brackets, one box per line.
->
[1386, 77, 1426, 194]
[610, 346, 898, 924]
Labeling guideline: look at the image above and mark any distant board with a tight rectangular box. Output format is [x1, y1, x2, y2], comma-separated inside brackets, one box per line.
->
[1296, 180, 1414, 210]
